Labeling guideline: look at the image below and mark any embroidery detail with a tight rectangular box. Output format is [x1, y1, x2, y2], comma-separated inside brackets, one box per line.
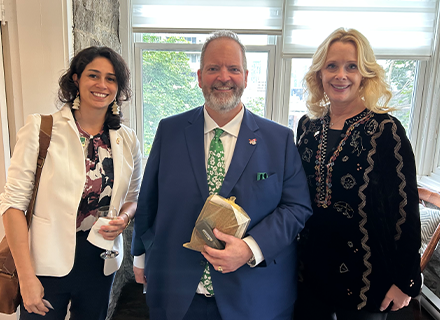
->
[341, 174, 357, 190]
[342, 156, 349, 162]
[308, 121, 320, 134]
[389, 119, 406, 241]
[302, 148, 313, 163]
[334, 201, 354, 218]
[314, 111, 373, 208]
[351, 131, 365, 156]
[340, 263, 349, 273]
[297, 117, 311, 147]
[356, 116, 391, 309]
[365, 119, 378, 136]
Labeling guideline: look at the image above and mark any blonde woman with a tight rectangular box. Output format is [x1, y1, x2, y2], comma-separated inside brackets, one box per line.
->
[295, 28, 421, 320]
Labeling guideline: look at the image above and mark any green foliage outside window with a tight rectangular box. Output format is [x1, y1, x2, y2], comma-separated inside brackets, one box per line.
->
[383, 60, 417, 132]
[245, 97, 265, 117]
[142, 34, 204, 156]
[141, 34, 266, 156]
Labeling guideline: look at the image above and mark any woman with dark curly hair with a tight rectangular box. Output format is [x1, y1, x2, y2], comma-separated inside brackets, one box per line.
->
[0, 46, 142, 319]
[294, 28, 421, 320]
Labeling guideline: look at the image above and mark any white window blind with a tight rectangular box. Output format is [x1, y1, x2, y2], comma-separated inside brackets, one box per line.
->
[132, 0, 284, 34]
[283, 0, 439, 59]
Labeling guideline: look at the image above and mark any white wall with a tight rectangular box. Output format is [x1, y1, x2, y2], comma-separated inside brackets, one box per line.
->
[3, 0, 72, 151]
[0, 0, 72, 318]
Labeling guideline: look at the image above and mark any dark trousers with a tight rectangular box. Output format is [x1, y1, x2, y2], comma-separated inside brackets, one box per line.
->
[295, 306, 388, 320]
[294, 283, 388, 320]
[182, 294, 223, 320]
[20, 231, 115, 320]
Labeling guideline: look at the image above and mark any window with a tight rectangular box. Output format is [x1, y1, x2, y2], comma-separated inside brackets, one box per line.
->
[380, 60, 418, 134]
[287, 59, 418, 137]
[134, 33, 275, 157]
[127, 0, 440, 190]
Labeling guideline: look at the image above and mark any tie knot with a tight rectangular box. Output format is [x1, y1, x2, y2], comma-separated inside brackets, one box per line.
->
[213, 128, 224, 140]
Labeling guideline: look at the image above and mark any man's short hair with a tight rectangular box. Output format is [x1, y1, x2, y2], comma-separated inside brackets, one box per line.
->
[200, 30, 247, 71]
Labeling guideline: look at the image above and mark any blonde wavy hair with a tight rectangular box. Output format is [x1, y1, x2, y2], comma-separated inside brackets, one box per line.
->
[303, 28, 392, 119]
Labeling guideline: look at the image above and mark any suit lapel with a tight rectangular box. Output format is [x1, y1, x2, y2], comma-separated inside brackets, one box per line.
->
[61, 105, 80, 137]
[220, 109, 260, 197]
[109, 130, 123, 200]
[185, 107, 209, 200]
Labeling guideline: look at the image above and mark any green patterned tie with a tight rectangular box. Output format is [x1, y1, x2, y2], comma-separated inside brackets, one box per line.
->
[201, 128, 225, 295]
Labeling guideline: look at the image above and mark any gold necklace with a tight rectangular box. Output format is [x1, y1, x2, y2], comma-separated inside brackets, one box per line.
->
[329, 118, 344, 128]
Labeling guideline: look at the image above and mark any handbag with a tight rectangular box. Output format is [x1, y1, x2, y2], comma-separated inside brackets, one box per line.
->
[0, 114, 53, 314]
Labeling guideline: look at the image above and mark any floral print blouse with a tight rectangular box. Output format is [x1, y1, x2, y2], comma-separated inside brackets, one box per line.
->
[75, 122, 114, 232]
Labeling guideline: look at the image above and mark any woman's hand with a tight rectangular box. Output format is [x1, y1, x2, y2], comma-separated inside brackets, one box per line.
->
[20, 275, 49, 316]
[99, 202, 135, 240]
[98, 216, 127, 240]
[380, 284, 411, 311]
[3, 209, 49, 315]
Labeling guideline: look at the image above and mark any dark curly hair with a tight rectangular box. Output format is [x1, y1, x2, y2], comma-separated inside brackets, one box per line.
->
[58, 46, 131, 130]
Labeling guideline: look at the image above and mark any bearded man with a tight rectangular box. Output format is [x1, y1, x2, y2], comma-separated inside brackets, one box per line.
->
[131, 30, 312, 320]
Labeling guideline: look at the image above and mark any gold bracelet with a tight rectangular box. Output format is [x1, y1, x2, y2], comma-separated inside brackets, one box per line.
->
[122, 212, 131, 230]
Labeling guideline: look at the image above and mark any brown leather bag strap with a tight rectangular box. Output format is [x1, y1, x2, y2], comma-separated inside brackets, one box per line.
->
[25, 115, 53, 228]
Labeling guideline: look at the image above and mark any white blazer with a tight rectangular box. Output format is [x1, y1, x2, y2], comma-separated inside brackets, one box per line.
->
[0, 106, 142, 276]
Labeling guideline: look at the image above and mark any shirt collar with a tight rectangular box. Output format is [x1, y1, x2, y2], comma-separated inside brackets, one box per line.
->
[203, 106, 244, 138]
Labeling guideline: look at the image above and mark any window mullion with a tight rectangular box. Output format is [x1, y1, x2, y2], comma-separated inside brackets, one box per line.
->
[271, 36, 291, 125]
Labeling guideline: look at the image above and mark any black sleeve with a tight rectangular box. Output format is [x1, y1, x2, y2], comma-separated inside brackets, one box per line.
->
[378, 117, 421, 297]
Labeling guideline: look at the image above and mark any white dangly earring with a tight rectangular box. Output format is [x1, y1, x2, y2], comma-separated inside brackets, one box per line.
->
[111, 101, 120, 115]
[72, 93, 80, 110]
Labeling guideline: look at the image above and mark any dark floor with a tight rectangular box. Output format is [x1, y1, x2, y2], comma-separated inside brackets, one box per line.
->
[112, 281, 436, 320]
[112, 282, 149, 320]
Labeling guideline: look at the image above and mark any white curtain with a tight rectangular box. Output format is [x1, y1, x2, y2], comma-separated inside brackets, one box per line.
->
[132, 0, 439, 58]
[282, 0, 439, 59]
[132, 0, 284, 34]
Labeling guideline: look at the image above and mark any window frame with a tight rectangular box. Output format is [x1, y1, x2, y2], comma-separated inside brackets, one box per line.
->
[413, 9, 440, 189]
[415, 63, 440, 189]
[134, 40, 276, 157]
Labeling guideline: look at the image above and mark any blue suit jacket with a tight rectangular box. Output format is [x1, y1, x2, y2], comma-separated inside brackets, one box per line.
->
[132, 107, 312, 320]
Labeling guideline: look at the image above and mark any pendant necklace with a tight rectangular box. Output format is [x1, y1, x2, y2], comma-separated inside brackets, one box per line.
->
[329, 118, 344, 128]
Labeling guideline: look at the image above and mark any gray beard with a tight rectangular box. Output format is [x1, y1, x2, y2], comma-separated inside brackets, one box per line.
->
[203, 86, 244, 114]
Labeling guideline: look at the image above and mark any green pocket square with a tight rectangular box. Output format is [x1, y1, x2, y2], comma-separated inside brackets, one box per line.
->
[257, 172, 268, 181]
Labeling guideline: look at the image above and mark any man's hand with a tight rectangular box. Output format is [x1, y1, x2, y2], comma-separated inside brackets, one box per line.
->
[20, 275, 49, 316]
[201, 228, 253, 273]
[380, 284, 411, 311]
[133, 266, 147, 284]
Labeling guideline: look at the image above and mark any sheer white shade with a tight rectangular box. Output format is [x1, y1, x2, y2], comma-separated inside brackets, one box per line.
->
[132, 0, 284, 34]
[283, 0, 439, 59]
[132, 0, 439, 58]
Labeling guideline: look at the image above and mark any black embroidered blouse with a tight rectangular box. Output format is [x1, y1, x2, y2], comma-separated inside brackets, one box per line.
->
[296, 109, 421, 311]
